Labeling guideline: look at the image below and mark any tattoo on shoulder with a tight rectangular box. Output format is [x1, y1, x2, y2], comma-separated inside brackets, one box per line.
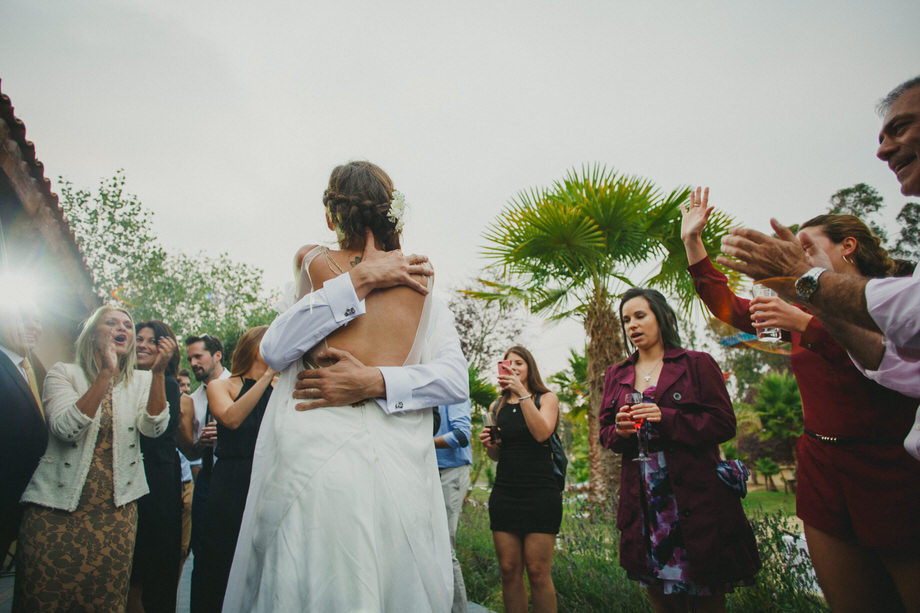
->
[349, 256, 362, 267]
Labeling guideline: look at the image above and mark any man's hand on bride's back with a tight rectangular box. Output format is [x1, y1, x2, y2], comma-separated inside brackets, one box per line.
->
[293, 347, 386, 411]
[350, 229, 432, 300]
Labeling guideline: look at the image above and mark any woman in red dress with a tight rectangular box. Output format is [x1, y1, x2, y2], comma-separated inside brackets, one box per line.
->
[681, 187, 920, 611]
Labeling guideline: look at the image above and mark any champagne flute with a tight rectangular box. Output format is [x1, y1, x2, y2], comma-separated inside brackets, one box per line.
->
[626, 392, 651, 463]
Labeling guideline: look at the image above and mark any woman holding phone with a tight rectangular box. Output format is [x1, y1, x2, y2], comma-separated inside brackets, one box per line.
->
[480, 345, 560, 613]
[599, 288, 759, 613]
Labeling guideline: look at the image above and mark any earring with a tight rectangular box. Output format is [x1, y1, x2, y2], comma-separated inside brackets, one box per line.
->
[842, 254, 853, 265]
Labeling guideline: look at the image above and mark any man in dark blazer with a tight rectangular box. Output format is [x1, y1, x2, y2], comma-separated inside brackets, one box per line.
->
[0, 301, 48, 565]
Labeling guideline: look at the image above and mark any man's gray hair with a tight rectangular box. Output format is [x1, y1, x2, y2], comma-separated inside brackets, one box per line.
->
[878, 75, 920, 115]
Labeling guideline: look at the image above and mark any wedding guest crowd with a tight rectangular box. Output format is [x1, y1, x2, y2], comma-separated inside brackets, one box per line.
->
[13, 305, 173, 611]
[2, 74, 918, 613]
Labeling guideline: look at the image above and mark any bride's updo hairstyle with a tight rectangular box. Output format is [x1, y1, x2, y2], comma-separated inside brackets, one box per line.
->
[322, 161, 402, 251]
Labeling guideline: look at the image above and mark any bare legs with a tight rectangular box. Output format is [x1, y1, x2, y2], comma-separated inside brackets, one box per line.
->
[804, 524, 911, 612]
[493, 530, 557, 613]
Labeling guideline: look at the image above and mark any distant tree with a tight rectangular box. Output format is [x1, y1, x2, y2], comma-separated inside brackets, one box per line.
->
[59, 171, 275, 348]
[753, 457, 781, 492]
[468, 366, 497, 411]
[891, 202, 920, 262]
[549, 347, 589, 418]
[752, 372, 802, 465]
[448, 277, 527, 374]
[549, 348, 590, 484]
[826, 182, 919, 265]
[828, 183, 888, 243]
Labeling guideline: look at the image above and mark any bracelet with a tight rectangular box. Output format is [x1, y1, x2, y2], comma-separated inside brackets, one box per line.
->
[517, 394, 532, 402]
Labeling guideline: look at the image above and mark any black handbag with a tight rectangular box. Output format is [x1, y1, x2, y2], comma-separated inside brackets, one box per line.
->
[535, 394, 567, 491]
[715, 459, 750, 498]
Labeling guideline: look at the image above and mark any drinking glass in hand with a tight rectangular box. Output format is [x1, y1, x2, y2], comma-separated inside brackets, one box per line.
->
[626, 392, 651, 463]
[751, 283, 782, 343]
[482, 411, 498, 443]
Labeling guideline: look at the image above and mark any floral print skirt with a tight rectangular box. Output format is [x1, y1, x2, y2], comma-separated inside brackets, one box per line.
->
[13, 388, 138, 612]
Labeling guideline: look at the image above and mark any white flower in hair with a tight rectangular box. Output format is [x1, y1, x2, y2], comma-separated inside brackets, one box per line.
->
[387, 190, 407, 232]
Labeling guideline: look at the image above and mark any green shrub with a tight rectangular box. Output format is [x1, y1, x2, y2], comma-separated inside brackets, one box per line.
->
[457, 496, 826, 612]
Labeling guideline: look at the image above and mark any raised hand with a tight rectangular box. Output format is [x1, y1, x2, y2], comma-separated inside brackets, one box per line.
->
[99, 331, 120, 374]
[497, 372, 526, 398]
[717, 219, 811, 293]
[151, 337, 178, 373]
[680, 186, 714, 242]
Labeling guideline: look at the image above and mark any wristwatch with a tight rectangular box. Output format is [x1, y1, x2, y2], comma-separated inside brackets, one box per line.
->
[794, 267, 827, 302]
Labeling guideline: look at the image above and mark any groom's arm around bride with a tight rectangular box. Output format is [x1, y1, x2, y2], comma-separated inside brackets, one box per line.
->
[260, 231, 469, 412]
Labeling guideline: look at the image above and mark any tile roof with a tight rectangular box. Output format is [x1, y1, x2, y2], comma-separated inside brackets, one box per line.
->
[0, 78, 96, 293]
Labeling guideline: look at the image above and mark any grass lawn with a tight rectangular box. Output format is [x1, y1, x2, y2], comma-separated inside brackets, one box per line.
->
[742, 489, 796, 516]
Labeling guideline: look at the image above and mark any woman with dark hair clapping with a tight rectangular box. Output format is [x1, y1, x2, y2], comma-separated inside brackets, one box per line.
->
[129, 320, 184, 612]
[681, 188, 920, 612]
[481, 345, 561, 613]
[599, 288, 759, 613]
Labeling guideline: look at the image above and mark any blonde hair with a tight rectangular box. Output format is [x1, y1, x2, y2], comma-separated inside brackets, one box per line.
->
[75, 305, 136, 383]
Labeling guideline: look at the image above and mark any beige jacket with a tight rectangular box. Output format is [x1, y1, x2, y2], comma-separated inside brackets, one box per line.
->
[21, 362, 169, 511]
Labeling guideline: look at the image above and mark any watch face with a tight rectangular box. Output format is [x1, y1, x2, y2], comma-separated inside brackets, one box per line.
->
[795, 269, 822, 301]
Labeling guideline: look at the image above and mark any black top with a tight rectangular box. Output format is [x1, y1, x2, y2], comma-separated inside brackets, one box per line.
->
[139, 376, 180, 465]
[215, 378, 271, 460]
[494, 399, 556, 490]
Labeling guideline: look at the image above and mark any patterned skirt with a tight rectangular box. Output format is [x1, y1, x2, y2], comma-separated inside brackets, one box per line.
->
[13, 388, 139, 612]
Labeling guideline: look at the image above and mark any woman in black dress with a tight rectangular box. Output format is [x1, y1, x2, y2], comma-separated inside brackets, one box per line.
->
[130, 320, 183, 613]
[480, 345, 561, 613]
[199, 325, 275, 613]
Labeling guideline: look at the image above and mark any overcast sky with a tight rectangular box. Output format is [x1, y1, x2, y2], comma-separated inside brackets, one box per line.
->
[2, 0, 918, 374]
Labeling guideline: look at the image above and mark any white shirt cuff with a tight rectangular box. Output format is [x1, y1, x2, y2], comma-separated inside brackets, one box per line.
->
[376, 366, 412, 414]
[325, 272, 367, 323]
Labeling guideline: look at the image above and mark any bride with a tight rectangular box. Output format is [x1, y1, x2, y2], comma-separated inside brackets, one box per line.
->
[223, 161, 456, 612]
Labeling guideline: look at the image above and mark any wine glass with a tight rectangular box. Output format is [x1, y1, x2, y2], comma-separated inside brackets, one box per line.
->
[482, 411, 497, 443]
[626, 392, 650, 463]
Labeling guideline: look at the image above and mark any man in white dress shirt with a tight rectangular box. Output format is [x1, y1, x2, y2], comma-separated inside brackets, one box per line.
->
[183, 334, 230, 613]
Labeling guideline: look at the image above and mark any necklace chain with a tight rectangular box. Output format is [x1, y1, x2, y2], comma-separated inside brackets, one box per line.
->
[638, 360, 663, 383]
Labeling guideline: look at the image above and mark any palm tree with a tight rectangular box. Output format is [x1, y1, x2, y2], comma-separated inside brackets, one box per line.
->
[477, 165, 733, 504]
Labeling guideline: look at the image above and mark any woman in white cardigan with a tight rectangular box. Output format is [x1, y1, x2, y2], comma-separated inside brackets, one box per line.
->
[13, 305, 176, 612]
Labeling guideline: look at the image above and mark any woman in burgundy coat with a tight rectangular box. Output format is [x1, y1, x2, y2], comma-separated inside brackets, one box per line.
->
[599, 288, 759, 613]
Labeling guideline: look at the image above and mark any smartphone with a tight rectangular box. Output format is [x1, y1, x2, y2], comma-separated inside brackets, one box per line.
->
[498, 360, 512, 377]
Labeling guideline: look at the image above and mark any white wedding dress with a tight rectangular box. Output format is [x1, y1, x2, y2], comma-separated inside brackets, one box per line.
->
[223, 248, 452, 612]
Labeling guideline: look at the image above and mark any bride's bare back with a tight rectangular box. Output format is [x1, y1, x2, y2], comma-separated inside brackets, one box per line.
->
[296, 244, 428, 368]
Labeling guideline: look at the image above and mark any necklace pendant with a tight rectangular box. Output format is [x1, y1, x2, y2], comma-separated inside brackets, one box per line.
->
[644, 374, 651, 382]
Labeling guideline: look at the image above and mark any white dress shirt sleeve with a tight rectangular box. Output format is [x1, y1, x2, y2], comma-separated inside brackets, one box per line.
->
[850, 338, 920, 399]
[375, 297, 469, 414]
[260, 272, 366, 372]
[865, 273, 920, 350]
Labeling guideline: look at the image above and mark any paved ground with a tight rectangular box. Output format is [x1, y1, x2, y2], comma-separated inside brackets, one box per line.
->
[1, 556, 493, 612]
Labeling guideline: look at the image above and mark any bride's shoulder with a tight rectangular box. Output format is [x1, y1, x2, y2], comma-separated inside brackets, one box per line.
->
[293, 244, 324, 272]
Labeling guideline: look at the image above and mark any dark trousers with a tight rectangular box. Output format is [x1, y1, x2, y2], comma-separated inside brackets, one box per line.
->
[189, 469, 211, 613]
